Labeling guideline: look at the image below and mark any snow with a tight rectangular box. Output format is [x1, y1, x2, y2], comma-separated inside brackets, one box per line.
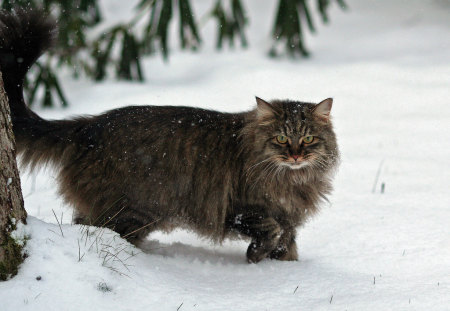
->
[1, 0, 450, 310]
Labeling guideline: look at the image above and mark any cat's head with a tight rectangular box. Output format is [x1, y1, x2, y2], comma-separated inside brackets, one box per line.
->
[243, 97, 339, 177]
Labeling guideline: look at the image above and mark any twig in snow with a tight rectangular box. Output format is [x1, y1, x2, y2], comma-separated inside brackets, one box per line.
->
[122, 219, 160, 239]
[91, 194, 127, 226]
[101, 249, 131, 271]
[329, 295, 333, 304]
[293, 285, 299, 294]
[48, 229, 58, 235]
[177, 302, 184, 311]
[52, 209, 64, 237]
[105, 266, 131, 278]
[123, 250, 143, 261]
[373, 276, 376, 285]
[100, 203, 127, 228]
[84, 226, 90, 246]
[78, 239, 81, 261]
[77, 238, 85, 262]
[372, 159, 385, 193]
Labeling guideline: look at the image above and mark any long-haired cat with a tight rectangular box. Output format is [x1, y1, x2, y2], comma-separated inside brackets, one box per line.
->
[0, 9, 339, 263]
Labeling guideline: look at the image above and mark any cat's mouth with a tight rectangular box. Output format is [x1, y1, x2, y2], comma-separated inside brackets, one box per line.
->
[288, 162, 309, 169]
[282, 161, 309, 170]
[283, 155, 313, 169]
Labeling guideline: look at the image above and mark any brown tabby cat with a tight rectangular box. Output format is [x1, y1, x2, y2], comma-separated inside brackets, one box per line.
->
[0, 9, 339, 263]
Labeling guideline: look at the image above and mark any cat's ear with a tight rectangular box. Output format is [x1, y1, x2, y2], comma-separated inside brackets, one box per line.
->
[255, 96, 275, 119]
[312, 98, 333, 122]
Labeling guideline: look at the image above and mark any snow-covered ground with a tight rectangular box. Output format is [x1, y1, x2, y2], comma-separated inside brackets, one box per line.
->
[2, 0, 450, 310]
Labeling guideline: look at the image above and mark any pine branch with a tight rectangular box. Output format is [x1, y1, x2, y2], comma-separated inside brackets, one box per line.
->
[270, 0, 346, 58]
[212, 0, 248, 49]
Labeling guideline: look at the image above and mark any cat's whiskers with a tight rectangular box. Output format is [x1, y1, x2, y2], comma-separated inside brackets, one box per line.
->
[247, 159, 272, 181]
[309, 157, 333, 171]
[267, 162, 283, 186]
[247, 161, 276, 192]
[313, 157, 327, 166]
[244, 157, 274, 176]
[314, 155, 333, 167]
[261, 161, 280, 185]
[308, 158, 325, 168]
[248, 157, 286, 192]
[272, 164, 286, 184]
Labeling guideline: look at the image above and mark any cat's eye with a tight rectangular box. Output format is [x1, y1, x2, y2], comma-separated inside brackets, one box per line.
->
[303, 136, 314, 144]
[276, 135, 288, 144]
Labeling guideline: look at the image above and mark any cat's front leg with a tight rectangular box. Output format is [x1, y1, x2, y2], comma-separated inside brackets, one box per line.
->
[268, 228, 298, 261]
[230, 213, 282, 263]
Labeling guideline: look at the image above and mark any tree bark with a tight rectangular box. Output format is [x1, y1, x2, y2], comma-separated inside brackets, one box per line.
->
[0, 70, 27, 280]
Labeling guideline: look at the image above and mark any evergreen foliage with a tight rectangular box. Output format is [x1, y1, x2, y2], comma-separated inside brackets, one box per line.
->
[270, 0, 347, 57]
[211, 0, 248, 49]
[138, 0, 201, 59]
[92, 25, 144, 81]
[0, 0, 345, 107]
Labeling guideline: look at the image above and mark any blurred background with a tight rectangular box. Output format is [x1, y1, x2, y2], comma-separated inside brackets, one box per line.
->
[2, 1, 448, 110]
[3, 0, 351, 108]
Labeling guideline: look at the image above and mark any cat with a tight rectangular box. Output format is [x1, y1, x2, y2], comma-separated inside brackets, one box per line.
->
[0, 9, 339, 263]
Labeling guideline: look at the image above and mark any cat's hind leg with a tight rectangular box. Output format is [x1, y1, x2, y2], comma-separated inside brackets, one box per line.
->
[112, 217, 156, 246]
[109, 208, 161, 246]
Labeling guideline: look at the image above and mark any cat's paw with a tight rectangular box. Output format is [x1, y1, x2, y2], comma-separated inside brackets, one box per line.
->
[268, 243, 298, 261]
[246, 242, 272, 263]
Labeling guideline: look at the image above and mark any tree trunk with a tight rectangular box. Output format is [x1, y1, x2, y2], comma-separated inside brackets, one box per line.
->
[0, 70, 27, 281]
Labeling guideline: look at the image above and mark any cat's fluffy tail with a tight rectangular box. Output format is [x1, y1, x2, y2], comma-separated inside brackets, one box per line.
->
[0, 8, 55, 115]
[0, 8, 81, 170]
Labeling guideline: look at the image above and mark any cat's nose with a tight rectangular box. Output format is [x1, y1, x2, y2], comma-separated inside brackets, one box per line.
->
[292, 155, 300, 161]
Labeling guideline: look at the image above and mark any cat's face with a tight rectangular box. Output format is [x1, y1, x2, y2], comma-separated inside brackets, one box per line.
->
[248, 98, 338, 174]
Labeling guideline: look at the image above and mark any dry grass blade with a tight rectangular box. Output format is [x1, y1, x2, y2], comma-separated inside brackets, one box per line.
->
[52, 209, 64, 237]
[122, 219, 160, 238]
[372, 159, 384, 193]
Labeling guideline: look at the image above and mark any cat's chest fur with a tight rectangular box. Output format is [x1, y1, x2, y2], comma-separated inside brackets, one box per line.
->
[243, 172, 327, 225]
